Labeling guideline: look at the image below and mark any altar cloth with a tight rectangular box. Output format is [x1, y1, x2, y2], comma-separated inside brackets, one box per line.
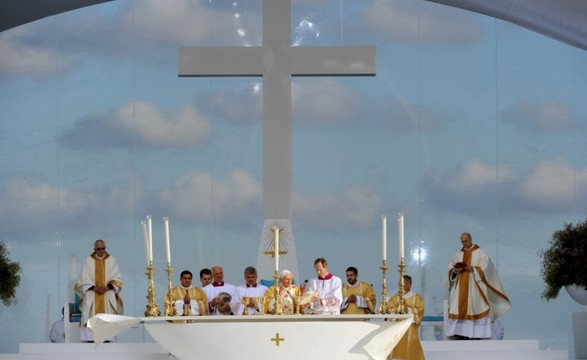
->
[88, 313, 412, 360]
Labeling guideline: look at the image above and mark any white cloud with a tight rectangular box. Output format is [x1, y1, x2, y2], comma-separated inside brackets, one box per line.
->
[502, 99, 579, 132]
[293, 78, 369, 125]
[425, 158, 587, 216]
[293, 186, 380, 228]
[0, 28, 68, 78]
[122, 0, 255, 45]
[450, 159, 514, 189]
[0, 178, 137, 241]
[520, 158, 587, 206]
[61, 101, 211, 148]
[157, 169, 262, 220]
[363, 0, 483, 44]
[113, 101, 211, 146]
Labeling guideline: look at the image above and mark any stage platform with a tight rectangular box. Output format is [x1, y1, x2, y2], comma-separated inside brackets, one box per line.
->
[0, 340, 569, 360]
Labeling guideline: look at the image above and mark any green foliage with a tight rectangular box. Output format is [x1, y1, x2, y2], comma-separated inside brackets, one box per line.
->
[0, 241, 21, 306]
[539, 220, 587, 301]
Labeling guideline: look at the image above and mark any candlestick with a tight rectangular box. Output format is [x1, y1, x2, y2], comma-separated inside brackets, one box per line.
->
[398, 213, 404, 261]
[274, 226, 280, 272]
[142, 221, 150, 265]
[163, 217, 171, 264]
[382, 215, 387, 261]
[146, 215, 153, 263]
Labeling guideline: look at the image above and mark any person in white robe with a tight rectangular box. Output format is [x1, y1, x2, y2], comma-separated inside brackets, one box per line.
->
[446, 232, 511, 339]
[307, 257, 343, 314]
[49, 307, 65, 343]
[75, 239, 123, 342]
[203, 265, 237, 315]
[235, 266, 268, 315]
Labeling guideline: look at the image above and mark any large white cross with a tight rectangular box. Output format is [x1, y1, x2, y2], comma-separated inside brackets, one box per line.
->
[179, 0, 375, 279]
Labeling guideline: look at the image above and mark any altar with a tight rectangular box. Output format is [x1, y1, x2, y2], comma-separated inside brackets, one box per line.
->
[88, 314, 413, 360]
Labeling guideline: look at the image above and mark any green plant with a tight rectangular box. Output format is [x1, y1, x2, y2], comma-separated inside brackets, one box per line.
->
[0, 241, 21, 306]
[539, 220, 587, 301]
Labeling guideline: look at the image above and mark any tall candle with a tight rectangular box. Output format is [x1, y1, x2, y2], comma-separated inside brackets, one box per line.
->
[146, 215, 153, 263]
[382, 215, 387, 261]
[274, 227, 280, 272]
[142, 221, 149, 265]
[163, 217, 171, 264]
[398, 213, 404, 261]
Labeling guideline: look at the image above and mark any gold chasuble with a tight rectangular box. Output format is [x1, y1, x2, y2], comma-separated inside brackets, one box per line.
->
[263, 285, 302, 314]
[341, 282, 376, 314]
[387, 292, 425, 360]
[169, 286, 208, 316]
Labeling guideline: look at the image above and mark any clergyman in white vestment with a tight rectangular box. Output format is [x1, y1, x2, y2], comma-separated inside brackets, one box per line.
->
[307, 257, 343, 314]
[75, 239, 123, 342]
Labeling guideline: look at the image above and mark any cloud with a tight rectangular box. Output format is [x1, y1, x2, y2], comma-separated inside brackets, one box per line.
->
[60, 101, 211, 149]
[502, 99, 581, 132]
[520, 158, 587, 209]
[157, 169, 262, 221]
[0, 27, 70, 78]
[0, 0, 261, 78]
[196, 78, 373, 126]
[293, 78, 372, 125]
[0, 178, 137, 242]
[196, 85, 262, 124]
[121, 0, 259, 46]
[424, 158, 587, 216]
[363, 0, 483, 44]
[293, 186, 380, 229]
[382, 98, 447, 132]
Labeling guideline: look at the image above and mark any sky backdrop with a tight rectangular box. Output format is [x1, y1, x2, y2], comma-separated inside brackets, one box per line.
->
[1, 0, 586, 355]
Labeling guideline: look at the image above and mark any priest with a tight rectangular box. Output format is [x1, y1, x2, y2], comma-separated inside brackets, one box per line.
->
[169, 270, 207, 316]
[203, 265, 237, 315]
[341, 266, 376, 314]
[446, 232, 511, 339]
[75, 239, 123, 342]
[235, 266, 268, 315]
[307, 257, 343, 314]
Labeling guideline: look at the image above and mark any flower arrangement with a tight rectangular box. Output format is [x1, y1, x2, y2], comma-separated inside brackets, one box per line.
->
[539, 219, 587, 301]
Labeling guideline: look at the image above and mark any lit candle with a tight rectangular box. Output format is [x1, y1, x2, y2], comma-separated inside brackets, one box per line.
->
[163, 217, 171, 264]
[141, 221, 150, 265]
[146, 215, 153, 263]
[398, 213, 404, 261]
[274, 226, 280, 272]
[382, 215, 387, 261]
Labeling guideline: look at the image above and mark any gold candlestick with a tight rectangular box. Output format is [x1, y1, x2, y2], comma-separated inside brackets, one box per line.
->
[144, 262, 161, 317]
[164, 263, 177, 317]
[377, 259, 390, 314]
[392, 258, 407, 314]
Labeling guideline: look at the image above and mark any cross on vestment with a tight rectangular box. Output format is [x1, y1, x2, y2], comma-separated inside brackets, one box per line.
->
[178, 0, 375, 280]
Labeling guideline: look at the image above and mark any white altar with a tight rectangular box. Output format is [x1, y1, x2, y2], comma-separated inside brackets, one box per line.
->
[88, 314, 413, 360]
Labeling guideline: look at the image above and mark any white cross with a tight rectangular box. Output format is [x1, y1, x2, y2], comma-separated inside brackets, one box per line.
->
[179, 0, 375, 278]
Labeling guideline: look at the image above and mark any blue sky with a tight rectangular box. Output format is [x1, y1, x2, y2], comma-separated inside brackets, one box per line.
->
[0, 0, 586, 354]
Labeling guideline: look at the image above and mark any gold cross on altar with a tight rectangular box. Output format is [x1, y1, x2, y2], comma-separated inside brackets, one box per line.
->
[270, 333, 285, 346]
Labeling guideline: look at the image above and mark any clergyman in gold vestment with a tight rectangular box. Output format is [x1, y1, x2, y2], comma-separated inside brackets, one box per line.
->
[169, 270, 208, 316]
[341, 266, 376, 314]
[387, 275, 425, 360]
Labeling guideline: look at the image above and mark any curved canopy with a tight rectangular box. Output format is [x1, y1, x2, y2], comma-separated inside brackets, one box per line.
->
[426, 0, 587, 51]
[1, 0, 586, 51]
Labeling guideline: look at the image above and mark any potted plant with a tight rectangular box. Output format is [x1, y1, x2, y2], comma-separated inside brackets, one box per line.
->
[539, 219, 587, 302]
[0, 241, 21, 307]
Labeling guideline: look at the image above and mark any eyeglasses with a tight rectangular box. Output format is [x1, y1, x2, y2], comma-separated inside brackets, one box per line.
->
[95, 247, 105, 250]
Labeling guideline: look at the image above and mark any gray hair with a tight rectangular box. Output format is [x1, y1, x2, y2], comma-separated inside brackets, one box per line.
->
[279, 269, 292, 279]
